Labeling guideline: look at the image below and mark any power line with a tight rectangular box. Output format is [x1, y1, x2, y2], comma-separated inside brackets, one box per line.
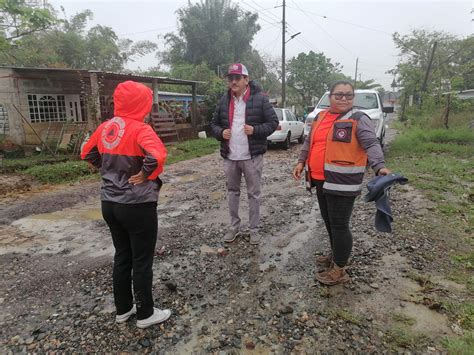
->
[289, 0, 357, 57]
[286, 5, 392, 36]
[119, 25, 177, 37]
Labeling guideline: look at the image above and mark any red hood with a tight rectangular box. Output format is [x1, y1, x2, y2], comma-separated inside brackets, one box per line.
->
[113, 81, 153, 121]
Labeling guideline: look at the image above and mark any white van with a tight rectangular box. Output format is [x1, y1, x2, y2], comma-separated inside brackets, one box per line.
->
[304, 89, 394, 146]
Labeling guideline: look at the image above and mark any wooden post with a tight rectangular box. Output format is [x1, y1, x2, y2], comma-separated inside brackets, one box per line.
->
[191, 83, 198, 129]
[89, 72, 101, 131]
[152, 79, 159, 113]
[443, 94, 451, 129]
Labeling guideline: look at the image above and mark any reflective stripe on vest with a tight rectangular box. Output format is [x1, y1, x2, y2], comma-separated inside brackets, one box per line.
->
[324, 163, 366, 174]
[323, 181, 363, 192]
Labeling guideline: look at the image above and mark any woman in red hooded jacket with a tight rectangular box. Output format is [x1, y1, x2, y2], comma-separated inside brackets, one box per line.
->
[81, 81, 170, 329]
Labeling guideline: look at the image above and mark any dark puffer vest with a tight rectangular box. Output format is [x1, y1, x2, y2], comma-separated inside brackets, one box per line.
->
[210, 81, 278, 158]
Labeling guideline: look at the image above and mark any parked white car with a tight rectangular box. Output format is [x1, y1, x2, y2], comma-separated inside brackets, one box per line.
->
[304, 89, 394, 146]
[267, 108, 305, 149]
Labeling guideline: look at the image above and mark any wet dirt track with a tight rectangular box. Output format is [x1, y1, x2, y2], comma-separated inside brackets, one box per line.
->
[0, 134, 467, 353]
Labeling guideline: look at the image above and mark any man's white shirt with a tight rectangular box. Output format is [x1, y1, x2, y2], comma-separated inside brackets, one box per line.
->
[228, 89, 251, 161]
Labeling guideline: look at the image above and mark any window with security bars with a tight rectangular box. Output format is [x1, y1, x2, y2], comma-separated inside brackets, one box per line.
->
[28, 94, 67, 122]
[0, 105, 9, 134]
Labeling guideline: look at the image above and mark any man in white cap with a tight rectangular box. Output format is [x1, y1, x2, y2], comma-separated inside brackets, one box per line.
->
[211, 63, 278, 245]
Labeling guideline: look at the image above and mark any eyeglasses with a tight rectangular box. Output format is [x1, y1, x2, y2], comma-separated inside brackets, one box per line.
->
[331, 93, 355, 100]
[227, 74, 243, 82]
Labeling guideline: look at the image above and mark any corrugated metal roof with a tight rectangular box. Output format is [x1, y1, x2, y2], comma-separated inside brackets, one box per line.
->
[0, 66, 205, 85]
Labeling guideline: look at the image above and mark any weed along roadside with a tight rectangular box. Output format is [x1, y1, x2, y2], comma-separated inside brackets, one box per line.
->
[1, 116, 473, 352]
[384, 103, 474, 353]
[0, 138, 219, 185]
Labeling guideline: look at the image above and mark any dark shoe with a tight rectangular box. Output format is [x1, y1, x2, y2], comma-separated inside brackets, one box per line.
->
[315, 263, 350, 286]
[315, 253, 332, 268]
[222, 229, 241, 243]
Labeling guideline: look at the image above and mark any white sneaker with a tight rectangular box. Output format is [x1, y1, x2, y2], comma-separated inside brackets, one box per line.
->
[115, 304, 136, 323]
[136, 308, 171, 329]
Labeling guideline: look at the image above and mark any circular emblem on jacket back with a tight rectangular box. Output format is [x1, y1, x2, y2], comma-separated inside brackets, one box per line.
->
[336, 128, 347, 139]
[102, 117, 125, 149]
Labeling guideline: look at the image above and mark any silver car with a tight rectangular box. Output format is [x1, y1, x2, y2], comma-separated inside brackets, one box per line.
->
[267, 108, 305, 149]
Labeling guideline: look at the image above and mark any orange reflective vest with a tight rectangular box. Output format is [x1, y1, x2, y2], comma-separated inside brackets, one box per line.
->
[307, 109, 368, 196]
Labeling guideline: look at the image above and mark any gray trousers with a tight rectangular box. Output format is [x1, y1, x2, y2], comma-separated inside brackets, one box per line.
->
[224, 155, 263, 233]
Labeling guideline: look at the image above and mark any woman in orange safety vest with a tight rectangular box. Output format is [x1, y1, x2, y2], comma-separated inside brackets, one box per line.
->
[292, 81, 391, 286]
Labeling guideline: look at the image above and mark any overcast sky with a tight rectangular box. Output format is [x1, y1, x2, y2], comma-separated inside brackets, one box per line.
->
[49, 0, 473, 90]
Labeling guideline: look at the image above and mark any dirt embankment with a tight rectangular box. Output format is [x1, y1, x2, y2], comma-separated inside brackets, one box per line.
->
[1, 135, 470, 353]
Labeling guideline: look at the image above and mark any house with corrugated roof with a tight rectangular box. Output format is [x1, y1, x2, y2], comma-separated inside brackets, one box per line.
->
[0, 66, 205, 151]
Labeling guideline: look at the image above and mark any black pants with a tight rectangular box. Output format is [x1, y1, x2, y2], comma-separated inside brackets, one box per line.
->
[101, 201, 158, 320]
[314, 181, 356, 267]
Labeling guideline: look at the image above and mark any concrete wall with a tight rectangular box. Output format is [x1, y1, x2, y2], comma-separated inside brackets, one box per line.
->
[0, 70, 93, 146]
[0, 68, 23, 144]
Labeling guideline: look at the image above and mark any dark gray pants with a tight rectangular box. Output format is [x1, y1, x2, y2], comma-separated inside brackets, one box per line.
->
[224, 155, 263, 233]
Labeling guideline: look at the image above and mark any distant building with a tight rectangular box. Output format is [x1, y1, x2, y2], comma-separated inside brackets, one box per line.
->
[0, 66, 204, 147]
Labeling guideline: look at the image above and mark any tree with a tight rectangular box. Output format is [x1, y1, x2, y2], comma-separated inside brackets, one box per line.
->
[0, 0, 55, 50]
[286, 51, 342, 106]
[162, 0, 260, 73]
[356, 79, 383, 90]
[0, 7, 157, 71]
[390, 30, 473, 104]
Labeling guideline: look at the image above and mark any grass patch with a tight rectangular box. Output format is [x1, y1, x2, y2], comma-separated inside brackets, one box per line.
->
[385, 325, 430, 350]
[392, 312, 416, 326]
[387, 124, 474, 234]
[443, 302, 474, 331]
[0, 155, 72, 173]
[442, 331, 474, 354]
[452, 252, 474, 271]
[5, 138, 219, 184]
[23, 160, 97, 184]
[166, 138, 219, 164]
[329, 308, 361, 325]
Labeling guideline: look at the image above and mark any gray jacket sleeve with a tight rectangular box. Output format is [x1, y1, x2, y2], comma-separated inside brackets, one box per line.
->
[356, 115, 386, 173]
[297, 128, 311, 163]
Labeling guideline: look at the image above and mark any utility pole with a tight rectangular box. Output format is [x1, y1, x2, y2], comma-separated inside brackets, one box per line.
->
[419, 41, 438, 108]
[421, 41, 437, 93]
[353, 57, 358, 89]
[281, 0, 286, 107]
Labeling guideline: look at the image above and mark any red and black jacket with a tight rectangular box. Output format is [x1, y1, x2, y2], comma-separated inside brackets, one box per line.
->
[81, 81, 167, 204]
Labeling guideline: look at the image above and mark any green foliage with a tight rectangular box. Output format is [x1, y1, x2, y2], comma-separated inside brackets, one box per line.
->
[387, 111, 474, 235]
[356, 79, 383, 90]
[1, 6, 156, 70]
[451, 253, 474, 271]
[329, 308, 361, 325]
[144, 62, 226, 124]
[391, 312, 416, 326]
[391, 30, 474, 108]
[0, 0, 55, 50]
[442, 332, 474, 355]
[444, 302, 474, 331]
[163, 0, 260, 71]
[166, 138, 219, 164]
[23, 160, 96, 184]
[9, 138, 218, 184]
[0, 156, 60, 173]
[286, 51, 342, 106]
[385, 325, 429, 350]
